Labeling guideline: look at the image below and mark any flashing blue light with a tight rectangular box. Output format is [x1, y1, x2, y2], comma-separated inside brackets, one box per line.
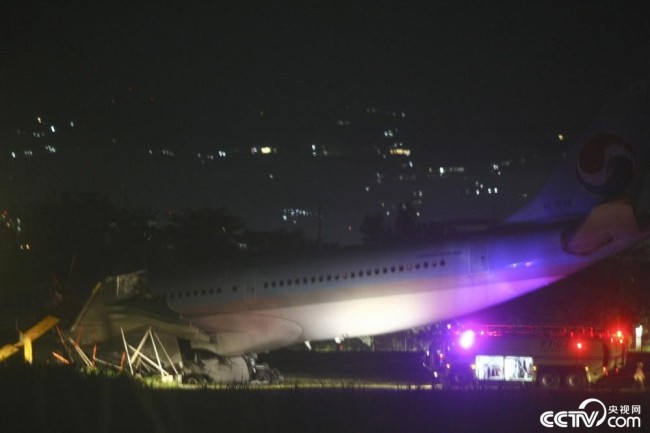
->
[459, 330, 475, 349]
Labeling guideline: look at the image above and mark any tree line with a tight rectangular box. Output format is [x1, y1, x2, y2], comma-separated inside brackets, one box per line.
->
[0, 192, 319, 317]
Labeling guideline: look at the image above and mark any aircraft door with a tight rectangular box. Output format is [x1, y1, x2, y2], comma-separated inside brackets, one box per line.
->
[470, 242, 489, 274]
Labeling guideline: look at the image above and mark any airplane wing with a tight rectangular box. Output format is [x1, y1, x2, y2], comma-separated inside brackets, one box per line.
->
[70, 271, 210, 347]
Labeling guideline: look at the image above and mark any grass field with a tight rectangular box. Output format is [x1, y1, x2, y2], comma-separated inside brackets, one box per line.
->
[1, 363, 649, 433]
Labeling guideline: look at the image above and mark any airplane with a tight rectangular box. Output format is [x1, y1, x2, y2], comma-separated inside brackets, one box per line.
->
[68, 82, 650, 380]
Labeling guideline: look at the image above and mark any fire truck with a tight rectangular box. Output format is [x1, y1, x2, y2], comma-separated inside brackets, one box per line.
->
[423, 325, 627, 389]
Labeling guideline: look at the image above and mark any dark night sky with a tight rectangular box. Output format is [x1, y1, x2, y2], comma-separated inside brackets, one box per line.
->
[1, 1, 650, 242]
[4, 1, 649, 136]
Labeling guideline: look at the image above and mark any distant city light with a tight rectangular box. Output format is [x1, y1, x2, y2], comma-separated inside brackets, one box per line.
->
[558, 133, 564, 141]
[50, 125, 55, 133]
[251, 146, 276, 155]
[389, 148, 411, 156]
[282, 208, 313, 225]
[438, 166, 464, 176]
[37, 116, 42, 124]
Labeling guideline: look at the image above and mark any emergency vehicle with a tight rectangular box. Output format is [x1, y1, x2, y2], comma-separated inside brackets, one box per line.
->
[424, 325, 627, 389]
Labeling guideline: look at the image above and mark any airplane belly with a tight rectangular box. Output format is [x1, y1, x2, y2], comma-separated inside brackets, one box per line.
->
[191, 269, 567, 355]
[262, 275, 562, 343]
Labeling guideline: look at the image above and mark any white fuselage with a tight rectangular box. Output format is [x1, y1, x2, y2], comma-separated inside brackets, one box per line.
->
[152, 222, 638, 356]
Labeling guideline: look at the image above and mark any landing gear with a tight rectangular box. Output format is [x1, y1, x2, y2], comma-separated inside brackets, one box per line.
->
[247, 354, 283, 384]
[183, 374, 209, 385]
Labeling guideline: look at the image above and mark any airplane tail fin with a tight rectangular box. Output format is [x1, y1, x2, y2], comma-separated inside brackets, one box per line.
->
[506, 81, 650, 224]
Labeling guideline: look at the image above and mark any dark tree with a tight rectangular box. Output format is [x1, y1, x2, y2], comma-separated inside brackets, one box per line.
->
[359, 212, 388, 245]
[393, 202, 418, 241]
[163, 207, 245, 264]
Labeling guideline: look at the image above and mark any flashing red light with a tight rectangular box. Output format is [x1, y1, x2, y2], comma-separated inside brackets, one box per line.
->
[576, 341, 583, 350]
[616, 330, 624, 343]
